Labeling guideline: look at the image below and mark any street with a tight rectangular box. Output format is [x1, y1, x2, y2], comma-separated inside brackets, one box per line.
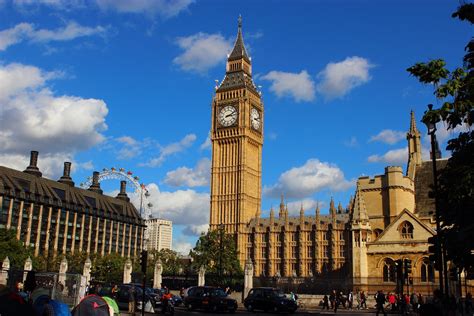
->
[120, 306, 386, 316]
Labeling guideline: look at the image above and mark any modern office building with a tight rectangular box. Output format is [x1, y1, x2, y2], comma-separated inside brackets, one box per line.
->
[0, 151, 145, 258]
[146, 218, 172, 251]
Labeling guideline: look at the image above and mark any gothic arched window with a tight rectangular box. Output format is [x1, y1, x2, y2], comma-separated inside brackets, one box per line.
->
[421, 260, 435, 282]
[400, 221, 414, 239]
[383, 259, 396, 282]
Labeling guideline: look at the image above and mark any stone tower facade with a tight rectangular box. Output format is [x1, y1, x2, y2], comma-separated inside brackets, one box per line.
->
[209, 17, 264, 263]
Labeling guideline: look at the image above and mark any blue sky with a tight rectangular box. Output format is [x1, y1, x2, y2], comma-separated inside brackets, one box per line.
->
[0, 0, 471, 253]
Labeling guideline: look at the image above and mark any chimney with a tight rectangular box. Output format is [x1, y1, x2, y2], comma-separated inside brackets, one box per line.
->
[116, 180, 130, 202]
[88, 171, 103, 194]
[58, 162, 75, 186]
[23, 151, 42, 177]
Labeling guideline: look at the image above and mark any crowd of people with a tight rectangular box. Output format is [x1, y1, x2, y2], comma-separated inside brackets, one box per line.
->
[319, 288, 474, 315]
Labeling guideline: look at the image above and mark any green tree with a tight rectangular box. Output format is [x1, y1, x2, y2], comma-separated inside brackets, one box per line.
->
[148, 248, 183, 275]
[407, 3, 474, 272]
[91, 253, 126, 284]
[0, 228, 32, 268]
[190, 229, 242, 276]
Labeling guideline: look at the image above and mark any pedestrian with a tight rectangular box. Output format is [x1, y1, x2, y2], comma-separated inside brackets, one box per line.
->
[388, 292, 396, 311]
[360, 290, 367, 309]
[410, 292, 419, 312]
[329, 290, 336, 309]
[375, 290, 387, 316]
[111, 284, 118, 300]
[179, 287, 185, 299]
[348, 290, 354, 310]
[128, 286, 136, 313]
[322, 295, 329, 310]
[334, 292, 340, 313]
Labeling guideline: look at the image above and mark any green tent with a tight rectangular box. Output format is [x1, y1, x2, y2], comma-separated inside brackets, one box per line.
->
[102, 296, 119, 315]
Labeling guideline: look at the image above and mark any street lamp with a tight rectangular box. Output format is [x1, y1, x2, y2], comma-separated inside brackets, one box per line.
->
[423, 104, 448, 296]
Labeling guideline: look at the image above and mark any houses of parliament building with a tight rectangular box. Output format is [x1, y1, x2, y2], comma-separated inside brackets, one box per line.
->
[209, 18, 442, 291]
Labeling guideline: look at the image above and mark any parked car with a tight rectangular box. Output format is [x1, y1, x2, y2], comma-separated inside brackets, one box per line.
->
[244, 287, 297, 313]
[184, 286, 237, 313]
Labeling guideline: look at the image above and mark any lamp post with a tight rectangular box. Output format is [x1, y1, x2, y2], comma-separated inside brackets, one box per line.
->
[423, 104, 448, 296]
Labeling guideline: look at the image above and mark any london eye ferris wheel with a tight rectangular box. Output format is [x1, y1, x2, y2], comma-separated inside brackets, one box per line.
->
[80, 167, 153, 220]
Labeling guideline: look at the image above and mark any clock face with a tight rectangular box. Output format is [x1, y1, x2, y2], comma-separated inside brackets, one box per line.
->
[218, 105, 238, 127]
[250, 108, 261, 130]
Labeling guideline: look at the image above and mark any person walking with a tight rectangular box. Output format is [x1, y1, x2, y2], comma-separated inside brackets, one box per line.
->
[329, 290, 336, 309]
[360, 291, 367, 309]
[322, 295, 330, 310]
[348, 290, 354, 310]
[375, 290, 387, 316]
[128, 286, 136, 314]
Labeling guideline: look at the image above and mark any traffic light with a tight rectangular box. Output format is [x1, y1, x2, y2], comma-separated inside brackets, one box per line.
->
[449, 267, 458, 281]
[427, 236, 440, 270]
[404, 259, 412, 277]
[140, 250, 148, 273]
[395, 259, 404, 280]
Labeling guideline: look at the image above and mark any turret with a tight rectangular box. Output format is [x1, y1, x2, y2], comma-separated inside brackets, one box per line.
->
[279, 194, 285, 218]
[406, 110, 422, 179]
[299, 204, 305, 223]
[330, 197, 336, 222]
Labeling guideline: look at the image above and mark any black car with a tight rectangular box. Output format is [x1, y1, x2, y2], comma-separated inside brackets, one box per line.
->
[184, 286, 237, 313]
[244, 287, 297, 313]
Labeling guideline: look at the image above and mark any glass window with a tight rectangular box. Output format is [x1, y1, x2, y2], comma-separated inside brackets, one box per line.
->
[383, 259, 396, 282]
[400, 221, 414, 239]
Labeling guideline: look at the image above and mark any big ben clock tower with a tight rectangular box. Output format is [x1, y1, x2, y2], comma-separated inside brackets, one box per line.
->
[209, 16, 263, 261]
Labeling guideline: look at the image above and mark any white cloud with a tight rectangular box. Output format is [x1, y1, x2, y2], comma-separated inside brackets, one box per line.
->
[96, 0, 193, 17]
[261, 70, 315, 102]
[0, 152, 93, 180]
[368, 147, 407, 165]
[200, 133, 211, 150]
[173, 32, 232, 73]
[0, 21, 107, 51]
[0, 62, 108, 158]
[164, 158, 211, 187]
[370, 129, 405, 145]
[317, 56, 373, 99]
[263, 159, 354, 199]
[130, 183, 210, 237]
[344, 136, 359, 147]
[183, 224, 209, 236]
[13, 0, 193, 18]
[116, 135, 142, 159]
[141, 134, 196, 167]
[286, 199, 320, 216]
[173, 238, 193, 255]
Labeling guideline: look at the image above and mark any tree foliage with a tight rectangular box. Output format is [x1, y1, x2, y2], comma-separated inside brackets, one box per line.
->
[147, 248, 184, 275]
[407, 3, 474, 272]
[190, 229, 242, 276]
[91, 253, 126, 284]
[0, 228, 32, 269]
